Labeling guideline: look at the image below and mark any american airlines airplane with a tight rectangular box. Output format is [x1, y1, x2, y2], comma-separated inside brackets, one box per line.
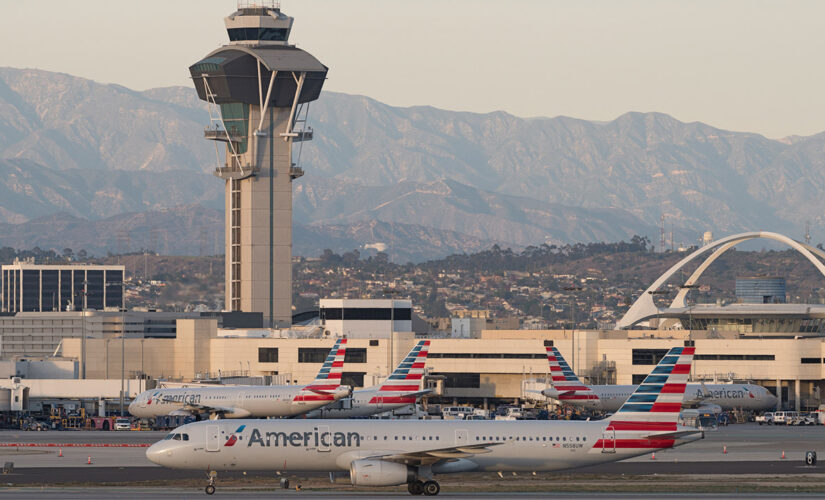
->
[147, 346, 702, 496]
[129, 338, 352, 420]
[540, 346, 777, 413]
[306, 340, 432, 418]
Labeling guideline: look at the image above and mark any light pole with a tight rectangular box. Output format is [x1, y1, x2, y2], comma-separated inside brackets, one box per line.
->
[106, 279, 126, 415]
[648, 290, 669, 329]
[120, 306, 126, 415]
[74, 281, 89, 380]
[563, 286, 583, 373]
[680, 284, 700, 336]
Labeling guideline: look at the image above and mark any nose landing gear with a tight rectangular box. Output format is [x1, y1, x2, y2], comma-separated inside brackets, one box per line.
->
[205, 470, 217, 495]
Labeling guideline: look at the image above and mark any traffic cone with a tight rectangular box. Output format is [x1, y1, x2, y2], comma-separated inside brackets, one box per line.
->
[58, 448, 63, 457]
[781, 450, 786, 459]
[723, 445, 727, 454]
[651, 452, 656, 460]
[87, 455, 93, 465]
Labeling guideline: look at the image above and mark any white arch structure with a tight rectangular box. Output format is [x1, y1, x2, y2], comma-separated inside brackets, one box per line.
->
[616, 231, 825, 329]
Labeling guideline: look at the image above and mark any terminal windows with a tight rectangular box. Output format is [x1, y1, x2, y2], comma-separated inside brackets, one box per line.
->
[631, 349, 670, 365]
[298, 348, 329, 363]
[429, 353, 544, 359]
[258, 347, 278, 363]
[433, 372, 480, 389]
[344, 348, 367, 363]
[694, 354, 774, 361]
[320, 307, 412, 321]
[341, 372, 365, 388]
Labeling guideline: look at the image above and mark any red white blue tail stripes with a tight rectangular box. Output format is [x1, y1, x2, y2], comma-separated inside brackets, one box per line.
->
[594, 346, 695, 451]
[294, 338, 348, 402]
[546, 346, 598, 401]
[369, 340, 430, 405]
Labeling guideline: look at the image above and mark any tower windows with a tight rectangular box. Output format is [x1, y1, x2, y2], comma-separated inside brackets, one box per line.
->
[230, 178, 242, 311]
[227, 27, 288, 42]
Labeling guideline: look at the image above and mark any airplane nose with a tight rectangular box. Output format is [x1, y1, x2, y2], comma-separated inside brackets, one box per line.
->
[146, 442, 171, 466]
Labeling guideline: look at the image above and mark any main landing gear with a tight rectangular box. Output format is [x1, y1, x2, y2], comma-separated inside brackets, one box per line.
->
[407, 479, 440, 496]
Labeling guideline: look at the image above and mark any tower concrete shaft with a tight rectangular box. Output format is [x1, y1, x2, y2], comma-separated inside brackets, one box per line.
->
[190, 3, 327, 328]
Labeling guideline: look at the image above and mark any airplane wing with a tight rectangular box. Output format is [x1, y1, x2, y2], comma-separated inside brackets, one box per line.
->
[305, 387, 337, 396]
[374, 442, 504, 466]
[398, 389, 432, 399]
[647, 430, 703, 440]
[160, 398, 251, 418]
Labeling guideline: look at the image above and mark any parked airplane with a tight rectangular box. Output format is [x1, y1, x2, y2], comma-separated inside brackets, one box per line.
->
[129, 338, 352, 420]
[147, 346, 701, 496]
[306, 340, 432, 418]
[540, 346, 777, 412]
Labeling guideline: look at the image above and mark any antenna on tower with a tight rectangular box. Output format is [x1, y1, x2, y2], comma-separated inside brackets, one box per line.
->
[659, 214, 666, 253]
[805, 221, 811, 245]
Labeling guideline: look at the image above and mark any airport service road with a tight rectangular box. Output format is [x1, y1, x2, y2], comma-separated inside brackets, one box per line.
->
[0, 430, 165, 445]
[626, 422, 825, 463]
[0, 430, 162, 468]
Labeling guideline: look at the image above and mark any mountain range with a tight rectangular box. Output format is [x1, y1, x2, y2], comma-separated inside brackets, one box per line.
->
[0, 67, 822, 260]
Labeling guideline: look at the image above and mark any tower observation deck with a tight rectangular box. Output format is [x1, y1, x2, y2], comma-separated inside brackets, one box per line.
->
[189, 2, 327, 328]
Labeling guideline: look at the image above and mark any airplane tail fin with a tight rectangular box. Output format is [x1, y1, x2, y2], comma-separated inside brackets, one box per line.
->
[546, 346, 598, 402]
[370, 340, 430, 404]
[309, 337, 348, 389]
[593, 347, 697, 453]
[608, 346, 695, 429]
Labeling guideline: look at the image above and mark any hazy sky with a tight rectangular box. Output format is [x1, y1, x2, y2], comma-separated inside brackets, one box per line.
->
[1, 0, 823, 138]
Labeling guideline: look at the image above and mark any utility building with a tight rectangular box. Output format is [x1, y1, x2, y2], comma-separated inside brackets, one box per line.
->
[189, 2, 327, 328]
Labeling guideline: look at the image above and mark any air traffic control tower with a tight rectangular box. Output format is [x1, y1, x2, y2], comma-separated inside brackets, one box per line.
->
[189, 3, 327, 328]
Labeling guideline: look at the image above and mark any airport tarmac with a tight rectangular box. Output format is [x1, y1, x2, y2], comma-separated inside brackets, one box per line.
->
[2, 491, 825, 500]
[2, 423, 822, 468]
[0, 423, 822, 495]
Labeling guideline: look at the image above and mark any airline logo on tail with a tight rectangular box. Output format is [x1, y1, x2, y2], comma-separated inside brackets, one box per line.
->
[369, 340, 430, 405]
[546, 346, 598, 401]
[294, 338, 348, 402]
[594, 346, 695, 451]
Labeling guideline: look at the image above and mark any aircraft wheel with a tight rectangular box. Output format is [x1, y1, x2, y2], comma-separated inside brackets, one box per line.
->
[205, 484, 216, 495]
[408, 480, 424, 495]
[423, 480, 440, 496]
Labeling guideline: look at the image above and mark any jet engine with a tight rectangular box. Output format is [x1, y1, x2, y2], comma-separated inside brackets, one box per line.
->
[349, 459, 415, 486]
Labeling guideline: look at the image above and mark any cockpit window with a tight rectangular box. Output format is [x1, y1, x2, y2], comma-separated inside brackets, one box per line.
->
[182, 434, 189, 441]
[164, 433, 174, 440]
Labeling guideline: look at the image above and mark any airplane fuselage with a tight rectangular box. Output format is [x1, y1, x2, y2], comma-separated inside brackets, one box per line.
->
[544, 383, 776, 412]
[305, 386, 414, 418]
[129, 385, 348, 419]
[147, 418, 700, 473]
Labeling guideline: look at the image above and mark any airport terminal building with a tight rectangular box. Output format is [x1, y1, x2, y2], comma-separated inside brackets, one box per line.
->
[52, 306, 825, 412]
